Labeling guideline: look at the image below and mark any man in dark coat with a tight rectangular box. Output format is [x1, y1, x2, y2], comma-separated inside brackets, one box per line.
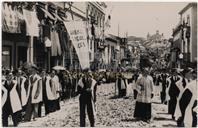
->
[77, 69, 97, 127]
[159, 69, 168, 104]
[166, 69, 180, 119]
[132, 70, 140, 99]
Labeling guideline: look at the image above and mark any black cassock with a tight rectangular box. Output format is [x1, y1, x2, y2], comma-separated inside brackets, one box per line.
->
[160, 74, 168, 103]
[177, 88, 197, 127]
[132, 73, 139, 99]
[168, 76, 180, 117]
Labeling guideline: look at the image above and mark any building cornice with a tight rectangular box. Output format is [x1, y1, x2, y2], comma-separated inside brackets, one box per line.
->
[88, 2, 105, 15]
[172, 23, 182, 36]
[179, 2, 197, 15]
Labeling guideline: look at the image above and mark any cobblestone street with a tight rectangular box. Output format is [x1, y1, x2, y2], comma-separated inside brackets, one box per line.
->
[19, 83, 177, 127]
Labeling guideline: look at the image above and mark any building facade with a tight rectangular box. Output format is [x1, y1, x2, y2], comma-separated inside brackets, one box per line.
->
[179, 3, 197, 63]
[102, 34, 128, 71]
[2, 2, 107, 71]
[86, 2, 106, 70]
[104, 34, 118, 70]
[172, 3, 197, 68]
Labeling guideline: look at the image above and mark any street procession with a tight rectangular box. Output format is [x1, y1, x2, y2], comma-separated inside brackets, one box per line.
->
[1, 1, 197, 127]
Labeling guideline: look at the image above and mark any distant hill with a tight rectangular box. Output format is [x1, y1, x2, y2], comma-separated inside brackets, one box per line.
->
[127, 36, 146, 46]
[127, 36, 145, 41]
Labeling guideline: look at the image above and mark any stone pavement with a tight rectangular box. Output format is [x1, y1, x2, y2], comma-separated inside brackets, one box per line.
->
[18, 83, 177, 127]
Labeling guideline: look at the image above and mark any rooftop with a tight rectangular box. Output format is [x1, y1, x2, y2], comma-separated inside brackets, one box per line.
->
[179, 2, 197, 15]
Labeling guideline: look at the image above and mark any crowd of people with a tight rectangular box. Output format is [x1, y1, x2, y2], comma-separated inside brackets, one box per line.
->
[114, 66, 197, 127]
[1, 64, 197, 127]
[1, 65, 103, 127]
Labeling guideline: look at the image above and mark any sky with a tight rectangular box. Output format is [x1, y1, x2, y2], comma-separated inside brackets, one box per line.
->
[105, 2, 188, 39]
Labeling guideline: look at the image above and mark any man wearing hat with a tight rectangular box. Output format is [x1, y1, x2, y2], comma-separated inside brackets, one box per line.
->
[77, 68, 97, 127]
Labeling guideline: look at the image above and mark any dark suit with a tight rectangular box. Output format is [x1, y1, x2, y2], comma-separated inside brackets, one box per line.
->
[160, 74, 167, 103]
[168, 76, 180, 118]
[77, 77, 97, 127]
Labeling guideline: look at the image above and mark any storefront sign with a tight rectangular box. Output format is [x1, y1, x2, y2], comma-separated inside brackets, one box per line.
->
[63, 21, 90, 69]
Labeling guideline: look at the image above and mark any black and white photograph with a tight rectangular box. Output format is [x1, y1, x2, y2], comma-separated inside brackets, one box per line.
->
[1, 1, 197, 127]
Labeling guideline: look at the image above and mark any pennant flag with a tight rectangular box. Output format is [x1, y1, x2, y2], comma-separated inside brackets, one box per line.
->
[63, 21, 90, 69]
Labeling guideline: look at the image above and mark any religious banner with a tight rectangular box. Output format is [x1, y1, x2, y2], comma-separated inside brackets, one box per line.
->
[63, 21, 90, 69]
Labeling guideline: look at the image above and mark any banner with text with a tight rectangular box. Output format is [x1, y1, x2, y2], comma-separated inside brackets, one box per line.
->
[64, 21, 90, 69]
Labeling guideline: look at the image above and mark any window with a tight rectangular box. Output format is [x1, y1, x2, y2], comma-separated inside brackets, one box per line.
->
[111, 46, 115, 59]
[182, 18, 185, 26]
[97, 14, 100, 27]
[187, 15, 190, 25]
[95, 11, 98, 25]
[100, 15, 103, 27]
[90, 37, 93, 50]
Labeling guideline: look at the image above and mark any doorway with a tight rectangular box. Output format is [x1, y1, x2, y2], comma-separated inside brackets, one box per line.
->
[18, 46, 27, 68]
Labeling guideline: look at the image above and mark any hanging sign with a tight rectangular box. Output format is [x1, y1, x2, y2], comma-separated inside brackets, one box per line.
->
[63, 21, 90, 69]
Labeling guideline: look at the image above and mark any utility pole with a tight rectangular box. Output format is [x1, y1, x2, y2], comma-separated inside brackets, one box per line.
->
[118, 23, 120, 37]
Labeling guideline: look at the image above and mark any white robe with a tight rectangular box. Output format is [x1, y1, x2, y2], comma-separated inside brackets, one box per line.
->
[20, 76, 30, 107]
[1, 80, 7, 108]
[183, 80, 197, 127]
[31, 74, 43, 104]
[2, 80, 22, 113]
[165, 77, 171, 102]
[136, 75, 154, 103]
[115, 78, 128, 95]
[51, 75, 61, 100]
[174, 76, 188, 120]
[46, 76, 56, 100]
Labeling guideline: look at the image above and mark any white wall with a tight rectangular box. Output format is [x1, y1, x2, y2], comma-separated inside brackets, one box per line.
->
[191, 5, 197, 62]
